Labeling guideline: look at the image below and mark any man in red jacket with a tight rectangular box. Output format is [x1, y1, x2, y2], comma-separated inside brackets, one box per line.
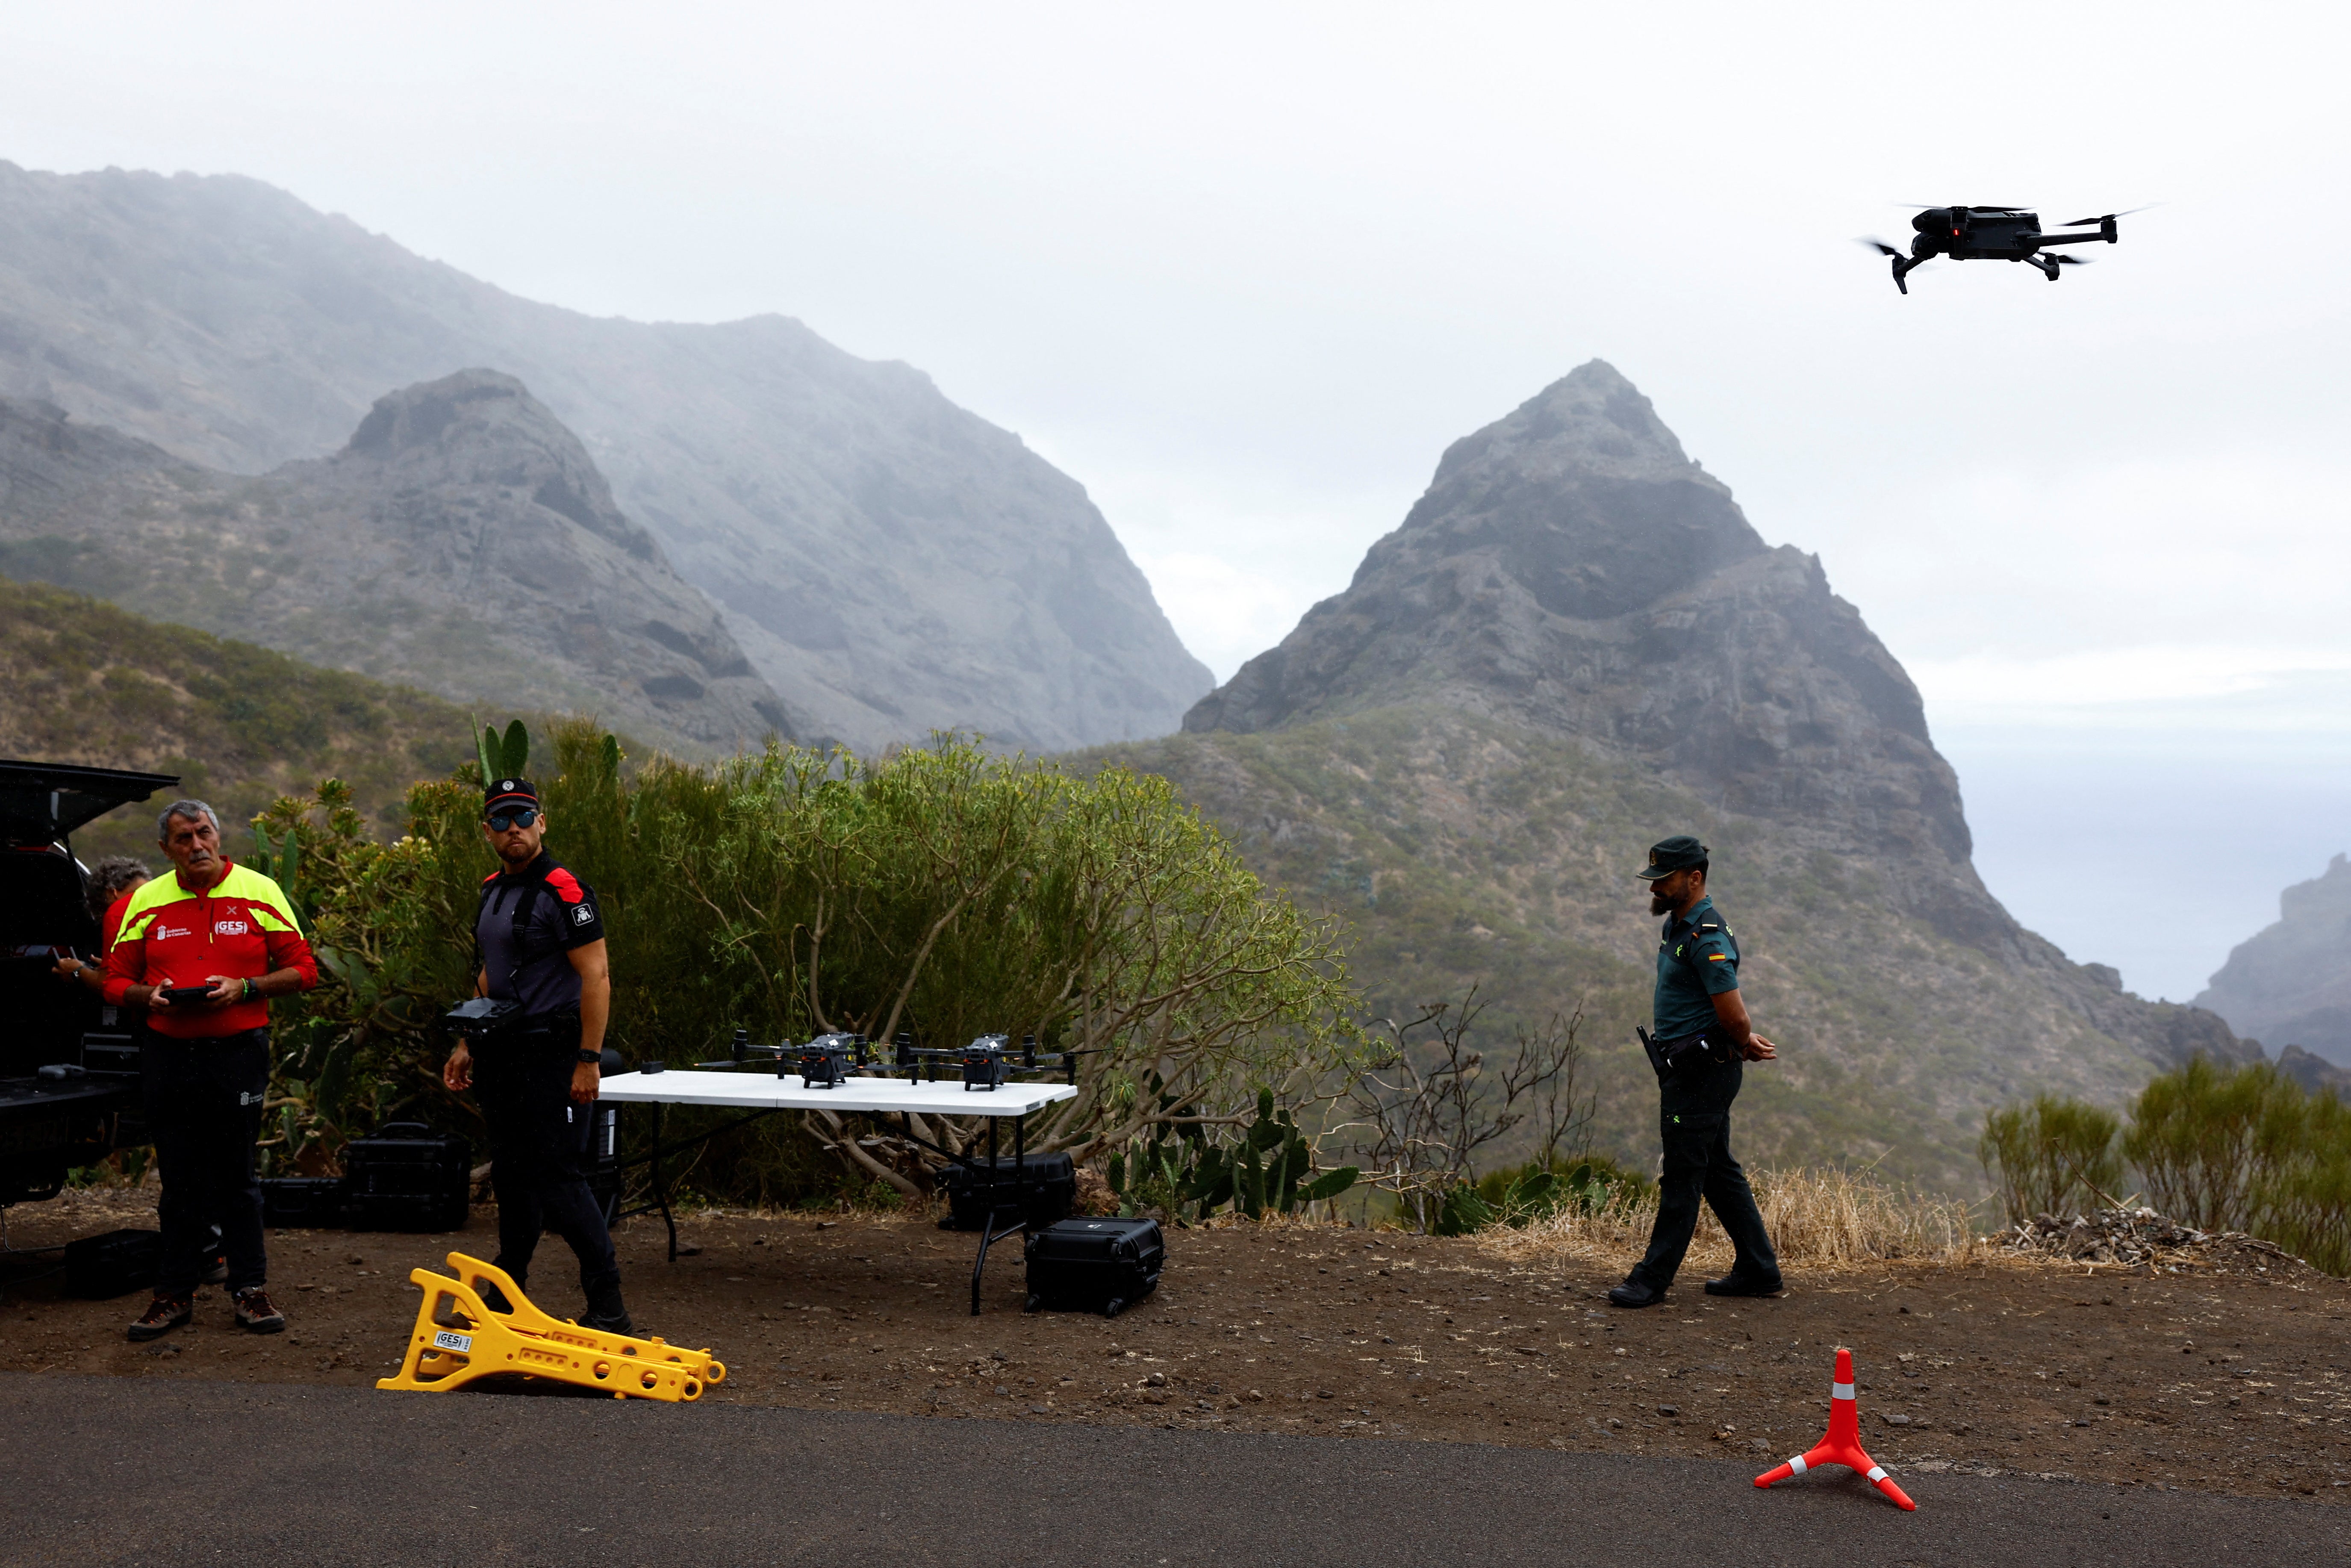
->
[103, 800, 317, 1341]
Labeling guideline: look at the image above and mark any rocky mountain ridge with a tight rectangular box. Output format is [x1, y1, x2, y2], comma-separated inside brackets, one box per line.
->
[0, 161, 1211, 752]
[2196, 853, 2351, 1075]
[1125, 362, 2251, 1188]
[0, 371, 785, 754]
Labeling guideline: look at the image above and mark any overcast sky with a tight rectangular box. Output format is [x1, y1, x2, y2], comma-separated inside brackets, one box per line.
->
[6, 2, 2347, 1005]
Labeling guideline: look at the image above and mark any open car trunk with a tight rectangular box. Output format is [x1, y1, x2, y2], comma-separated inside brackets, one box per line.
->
[0, 759, 181, 1203]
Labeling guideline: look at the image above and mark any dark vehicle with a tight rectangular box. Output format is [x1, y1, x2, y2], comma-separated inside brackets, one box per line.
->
[1861, 206, 2145, 293]
[0, 759, 181, 1205]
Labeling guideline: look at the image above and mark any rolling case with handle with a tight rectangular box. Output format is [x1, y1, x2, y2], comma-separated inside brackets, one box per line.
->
[1024, 1216, 1164, 1317]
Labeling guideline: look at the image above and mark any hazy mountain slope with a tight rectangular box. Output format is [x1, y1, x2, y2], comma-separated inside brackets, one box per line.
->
[0, 577, 471, 859]
[1102, 363, 2246, 1190]
[2196, 855, 2351, 1071]
[0, 161, 1211, 752]
[0, 371, 785, 755]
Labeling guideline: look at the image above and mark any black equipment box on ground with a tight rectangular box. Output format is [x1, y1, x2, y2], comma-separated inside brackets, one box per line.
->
[259, 1176, 350, 1228]
[1024, 1216, 1163, 1317]
[342, 1122, 470, 1232]
[64, 1227, 160, 1298]
[938, 1152, 1075, 1233]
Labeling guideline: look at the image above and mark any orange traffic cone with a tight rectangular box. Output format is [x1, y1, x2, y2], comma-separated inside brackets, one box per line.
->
[1753, 1346, 1916, 1510]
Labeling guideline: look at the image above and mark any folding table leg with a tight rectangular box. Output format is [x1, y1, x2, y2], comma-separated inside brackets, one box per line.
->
[971, 1217, 1025, 1316]
[651, 1103, 681, 1261]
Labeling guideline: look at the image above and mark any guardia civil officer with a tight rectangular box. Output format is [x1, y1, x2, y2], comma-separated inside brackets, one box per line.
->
[441, 777, 632, 1331]
[1608, 835, 1784, 1308]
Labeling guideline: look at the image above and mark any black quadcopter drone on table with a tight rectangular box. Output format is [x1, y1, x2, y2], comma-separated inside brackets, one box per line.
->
[1862, 206, 2144, 293]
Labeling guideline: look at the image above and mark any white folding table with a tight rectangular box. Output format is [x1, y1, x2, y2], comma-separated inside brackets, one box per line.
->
[595, 1068, 1078, 1314]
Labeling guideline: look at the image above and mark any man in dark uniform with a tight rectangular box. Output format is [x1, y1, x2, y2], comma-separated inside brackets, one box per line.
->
[441, 777, 631, 1331]
[1609, 835, 1784, 1309]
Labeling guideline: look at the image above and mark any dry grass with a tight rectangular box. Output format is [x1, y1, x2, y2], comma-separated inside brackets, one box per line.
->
[1486, 1166, 1985, 1274]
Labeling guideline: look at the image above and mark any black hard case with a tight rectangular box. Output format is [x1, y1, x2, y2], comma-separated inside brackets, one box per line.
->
[937, 1152, 1075, 1233]
[259, 1176, 350, 1228]
[1024, 1216, 1164, 1316]
[342, 1121, 471, 1232]
[64, 1227, 160, 1298]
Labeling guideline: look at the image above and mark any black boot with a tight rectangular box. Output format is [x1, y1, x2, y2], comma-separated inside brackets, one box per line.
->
[1703, 1270, 1784, 1297]
[580, 1282, 633, 1334]
[1607, 1277, 1667, 1309]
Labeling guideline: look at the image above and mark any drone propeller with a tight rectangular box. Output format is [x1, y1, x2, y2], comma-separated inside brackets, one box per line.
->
[2060, 204, 2158, 227]
[2051, 253, 2092, 265]
[1857, 237, 1905, 257]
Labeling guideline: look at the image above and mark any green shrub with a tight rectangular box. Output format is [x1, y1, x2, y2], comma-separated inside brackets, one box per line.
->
[1107, 1085, 1359, 1223]
[1452, 1153, 1652, 1232]
[1978, 1093, 2124, 1224]
[2124, 1057, 2349, 1274]
[2122, 1058, 2305, 1231]
[250, 719, 1358, 1207]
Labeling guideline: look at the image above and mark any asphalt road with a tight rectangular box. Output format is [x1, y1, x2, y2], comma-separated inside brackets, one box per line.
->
[0, 1373, 2335, 1567]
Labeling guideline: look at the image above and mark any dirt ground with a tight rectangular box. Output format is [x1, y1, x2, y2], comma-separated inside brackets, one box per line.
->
[6, 1186, 2347, 1503]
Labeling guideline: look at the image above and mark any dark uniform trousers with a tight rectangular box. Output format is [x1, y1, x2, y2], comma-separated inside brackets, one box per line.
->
[1630, 1046, 1780, 1289]
[472, 1019, 619, 1298]
[141, 1029, 270, 1297]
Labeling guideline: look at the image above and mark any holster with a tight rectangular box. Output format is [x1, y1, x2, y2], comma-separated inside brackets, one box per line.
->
[1647, 1029, 1732, 1079]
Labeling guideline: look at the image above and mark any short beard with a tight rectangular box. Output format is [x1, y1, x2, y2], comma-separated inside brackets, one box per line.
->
[1649, 889, 1674, 916]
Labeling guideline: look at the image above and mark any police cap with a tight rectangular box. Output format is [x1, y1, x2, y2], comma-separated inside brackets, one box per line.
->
[484, 777, 540, 813]
[1636, 834, 1709, 880]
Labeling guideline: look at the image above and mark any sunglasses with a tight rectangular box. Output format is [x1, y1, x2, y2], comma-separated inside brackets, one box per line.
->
[485, 808, 540, 831]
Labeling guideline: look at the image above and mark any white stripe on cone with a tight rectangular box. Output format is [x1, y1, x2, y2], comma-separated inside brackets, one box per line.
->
[1787, 1456, 1808, 1475]
[1867, 1466, 1887, 1482]
[1832, 1382, 1855, 1399]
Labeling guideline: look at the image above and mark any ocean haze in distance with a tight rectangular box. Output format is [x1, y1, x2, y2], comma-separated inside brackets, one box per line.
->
[5, 2, 2344, 1003]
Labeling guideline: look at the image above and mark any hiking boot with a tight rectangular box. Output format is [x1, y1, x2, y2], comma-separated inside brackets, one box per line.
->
[128, 1294, 193, 1342]
[579, 1284, 633, 1335]
[1704, 1270, 1784, 1298]
[1607, 1278, 1667, 1309]
[200, 1254, 229, 1285]
[233, 1286, 286, 1333]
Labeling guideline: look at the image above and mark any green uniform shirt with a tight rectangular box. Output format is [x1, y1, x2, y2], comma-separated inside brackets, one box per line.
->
[1653, 895, 1740, 1037]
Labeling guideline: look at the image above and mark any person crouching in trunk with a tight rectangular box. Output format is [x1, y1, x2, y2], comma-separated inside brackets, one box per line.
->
[441, 776, 630, 1332]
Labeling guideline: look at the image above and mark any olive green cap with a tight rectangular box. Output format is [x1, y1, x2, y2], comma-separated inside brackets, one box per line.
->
[1636, 834, 1709, 880]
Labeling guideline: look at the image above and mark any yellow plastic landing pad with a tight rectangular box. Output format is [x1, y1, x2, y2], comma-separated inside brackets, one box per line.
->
[376, 1268, 709, 1401]
[442, 1253, 725, 1385]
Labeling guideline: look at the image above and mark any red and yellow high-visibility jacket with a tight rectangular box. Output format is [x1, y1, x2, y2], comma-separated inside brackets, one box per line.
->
[102, 861, 317, 1040]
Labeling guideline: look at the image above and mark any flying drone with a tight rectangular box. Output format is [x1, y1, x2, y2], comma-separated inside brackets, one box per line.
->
[1861, 206, 2145, 294]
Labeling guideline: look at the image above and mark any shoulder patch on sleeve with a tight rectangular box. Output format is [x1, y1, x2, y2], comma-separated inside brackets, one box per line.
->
[544, 867, 586, 904]
[480, 869, 501, 885]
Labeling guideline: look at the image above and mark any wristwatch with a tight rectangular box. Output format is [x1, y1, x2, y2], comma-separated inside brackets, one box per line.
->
[576, 1049, 601, 1065]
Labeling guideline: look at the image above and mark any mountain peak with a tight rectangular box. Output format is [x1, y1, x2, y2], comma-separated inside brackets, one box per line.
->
[339, 369, 656, 562]
[1186, 365, 1975, 878]
[1431, 359, 1706, 491]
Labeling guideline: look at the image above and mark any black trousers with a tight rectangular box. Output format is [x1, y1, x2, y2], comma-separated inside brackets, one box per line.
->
[1630, 1048, 1779, 1289]
[141, 1030, 270, 1297]
[472, 1026, 619, 1300]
